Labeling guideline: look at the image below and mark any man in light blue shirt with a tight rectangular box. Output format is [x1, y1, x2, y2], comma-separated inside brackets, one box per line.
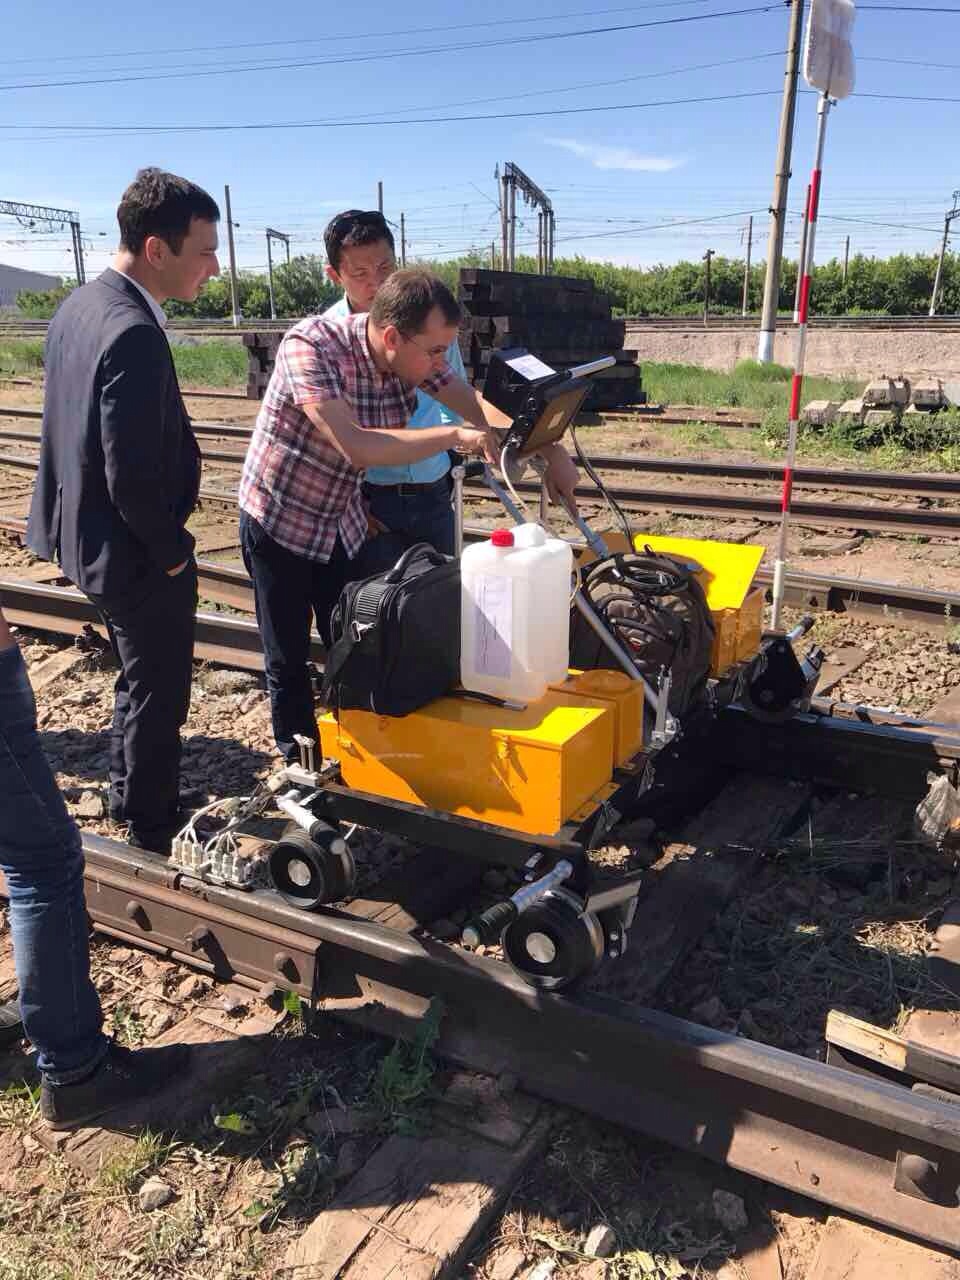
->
[322, 209, 580, 559]
[323, 208, 464, 554]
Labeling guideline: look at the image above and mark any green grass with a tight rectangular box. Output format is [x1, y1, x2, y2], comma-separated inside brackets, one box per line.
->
[0, 338, 45, 376]
[754, 407, 960, 471]
[642, 359, 859, 415]
[641, 359, 960, 468]
[0, 337, 247, 388]
[171, 341, 247, 388]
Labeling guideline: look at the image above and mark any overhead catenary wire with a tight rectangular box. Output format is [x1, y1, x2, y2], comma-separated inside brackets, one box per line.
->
[0, 0, 740, 66]
[0, 6, 785, 93]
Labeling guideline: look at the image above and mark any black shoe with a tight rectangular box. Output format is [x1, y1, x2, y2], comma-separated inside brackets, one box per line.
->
[40, 1040, 191, 1131]
[0, 1000, 24, 1049]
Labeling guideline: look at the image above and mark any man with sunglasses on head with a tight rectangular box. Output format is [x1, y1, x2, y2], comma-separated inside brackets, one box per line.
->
[240, 268, 502, 762]
[322, 209, 579, 557]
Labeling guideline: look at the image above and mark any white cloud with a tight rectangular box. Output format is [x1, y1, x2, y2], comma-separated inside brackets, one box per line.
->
[544, 137, 684, 172]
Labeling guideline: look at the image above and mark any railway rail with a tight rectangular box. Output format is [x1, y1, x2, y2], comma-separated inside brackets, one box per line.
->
[6, 313, 960, 336]
[5, 443, 960, 539]
[4, 413, 960, 499]
[4, 505, 960, 637]
[624, 314, 960, 331]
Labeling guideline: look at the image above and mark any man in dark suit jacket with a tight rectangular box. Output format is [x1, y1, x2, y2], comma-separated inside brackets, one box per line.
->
[27, 168, 221, 854]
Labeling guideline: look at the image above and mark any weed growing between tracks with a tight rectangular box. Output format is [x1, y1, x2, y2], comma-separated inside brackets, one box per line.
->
[476, 1114, 738, 1279]
[368, 998, 443, 1134]
[660, 795, 958, 1052]
[169, 342, 247, 390]
[761, 405, 960, 468]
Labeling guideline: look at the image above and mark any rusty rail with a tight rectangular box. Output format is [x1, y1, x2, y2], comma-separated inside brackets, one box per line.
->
[60, 831, 960, 1252]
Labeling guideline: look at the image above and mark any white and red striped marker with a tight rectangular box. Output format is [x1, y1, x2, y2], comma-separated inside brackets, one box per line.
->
[770, 92, 833, 631]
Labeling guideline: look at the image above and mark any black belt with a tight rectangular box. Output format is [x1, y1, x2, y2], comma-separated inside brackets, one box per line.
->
[364, 477, 450, 498]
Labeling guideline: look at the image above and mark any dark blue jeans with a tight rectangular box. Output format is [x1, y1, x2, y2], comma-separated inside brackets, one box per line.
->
[0, 643, 107, 1083]
[364, 476, 455, 558]
[240, 513, 356, 762]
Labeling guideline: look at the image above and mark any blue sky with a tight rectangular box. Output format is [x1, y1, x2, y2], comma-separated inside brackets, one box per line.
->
[1, 0, 953, 283]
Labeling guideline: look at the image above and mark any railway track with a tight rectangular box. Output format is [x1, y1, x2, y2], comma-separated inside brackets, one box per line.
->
[6, 313, 960, 336]
[4, 415, 960, 499]
[4, 499, 960, 638]
[5, 442, 960, 539]
[52, 719, 960, 1254]
[7, 519, 960, 1249]
[625, 314, 960, 331]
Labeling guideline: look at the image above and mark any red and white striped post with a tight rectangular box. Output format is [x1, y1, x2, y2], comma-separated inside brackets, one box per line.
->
[770, 91, 833, 632]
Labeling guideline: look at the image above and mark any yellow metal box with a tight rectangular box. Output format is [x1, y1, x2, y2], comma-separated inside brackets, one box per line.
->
[735, 587, 764, 663]
[319, 690, 615, 838]
[633, 532, 766, 674]
[632, 532, 764, 612]
[549, 669, 644, 764]
[711, 609, 740, 675]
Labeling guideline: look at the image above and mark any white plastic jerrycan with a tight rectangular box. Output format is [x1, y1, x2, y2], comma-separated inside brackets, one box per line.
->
[460, 523, 573, 702]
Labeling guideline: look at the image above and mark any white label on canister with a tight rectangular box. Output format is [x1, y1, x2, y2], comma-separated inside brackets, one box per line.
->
[473, 574, 512, 678]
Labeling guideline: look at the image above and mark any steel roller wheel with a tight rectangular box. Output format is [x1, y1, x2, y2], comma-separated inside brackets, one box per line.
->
[268, 823, 355, 911]
[501, 887, 605, 990]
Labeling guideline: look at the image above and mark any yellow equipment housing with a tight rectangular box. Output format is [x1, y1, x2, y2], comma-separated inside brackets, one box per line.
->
[630, 533, 765, 676]
[320, 689, 616, 838]
[319, 534, 764, 840]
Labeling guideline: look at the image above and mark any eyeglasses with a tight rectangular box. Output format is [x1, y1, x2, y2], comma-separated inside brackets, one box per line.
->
[399, 332, 450, 361]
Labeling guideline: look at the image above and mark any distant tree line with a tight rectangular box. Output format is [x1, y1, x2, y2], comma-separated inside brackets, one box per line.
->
[16, 249, 960, 319]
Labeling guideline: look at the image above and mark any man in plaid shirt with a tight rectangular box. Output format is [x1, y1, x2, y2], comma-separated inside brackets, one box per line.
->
[240, 269, 512, 761]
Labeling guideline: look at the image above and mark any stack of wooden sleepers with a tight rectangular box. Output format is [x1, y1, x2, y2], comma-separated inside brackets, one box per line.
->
[457, 268, 644, 411]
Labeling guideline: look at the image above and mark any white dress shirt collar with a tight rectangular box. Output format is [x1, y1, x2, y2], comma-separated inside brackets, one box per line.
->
[114, 270, 167, 329]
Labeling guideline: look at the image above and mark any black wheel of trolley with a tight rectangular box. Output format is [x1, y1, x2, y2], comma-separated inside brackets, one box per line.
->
[269, 824, 355, 910]
[501, 888, 605, 990]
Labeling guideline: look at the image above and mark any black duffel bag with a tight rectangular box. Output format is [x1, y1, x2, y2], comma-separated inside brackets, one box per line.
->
[322, 542, 461, 716]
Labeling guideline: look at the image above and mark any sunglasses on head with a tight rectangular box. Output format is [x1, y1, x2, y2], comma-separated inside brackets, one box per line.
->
[329, 209, 391, 235]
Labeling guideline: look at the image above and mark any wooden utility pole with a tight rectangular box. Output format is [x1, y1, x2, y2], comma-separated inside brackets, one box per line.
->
[377, 181, 383, 214]
[400, 212, 406, 266]
[703, 248, 715, 326]
[842, 234, 850, 284]
[742, 214, 753, 316]
[224, 184, 241, 329]
[757, 0, 805, 361]
[490, 241, 496, 268]
[930, 193, 959, 316]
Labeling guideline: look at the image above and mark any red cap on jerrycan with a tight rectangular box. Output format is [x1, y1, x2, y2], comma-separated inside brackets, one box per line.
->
[490, 529, 514, 547]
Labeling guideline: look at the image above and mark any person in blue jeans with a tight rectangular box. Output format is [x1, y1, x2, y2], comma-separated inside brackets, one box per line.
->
[0, 603, 186, 1129]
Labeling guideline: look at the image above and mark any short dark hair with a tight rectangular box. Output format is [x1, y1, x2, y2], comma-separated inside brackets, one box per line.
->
[369, 269, 461, 335]
[324, 209, 395, 271]
[117, 168, 220, 255]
